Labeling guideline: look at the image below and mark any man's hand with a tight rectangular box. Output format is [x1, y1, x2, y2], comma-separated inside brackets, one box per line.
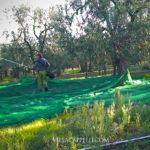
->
[23, 66, 31, 72]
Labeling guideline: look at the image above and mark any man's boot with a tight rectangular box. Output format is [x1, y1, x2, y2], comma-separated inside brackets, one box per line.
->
[45, 87, 49, 92]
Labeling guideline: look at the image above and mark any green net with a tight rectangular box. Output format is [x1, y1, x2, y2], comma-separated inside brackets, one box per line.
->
[0, 70, 150, 127]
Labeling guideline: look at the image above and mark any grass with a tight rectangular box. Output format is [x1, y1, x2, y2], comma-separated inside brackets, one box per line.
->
[62, 68, 81, 75]
[0, 91, 150, 150]
[131, 72, 150, 80]
[1, 65, 150, 82]
[0, 68, 150, 149]
[0, 76, 17, 85]
[60, 66, 149, 79]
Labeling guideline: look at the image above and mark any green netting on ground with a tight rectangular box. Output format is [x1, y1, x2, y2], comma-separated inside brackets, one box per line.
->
[0, 70, 150, 127]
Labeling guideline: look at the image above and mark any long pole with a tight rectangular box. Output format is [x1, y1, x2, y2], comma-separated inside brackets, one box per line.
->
[0, 58, 28, 68]
[79, 135, 150, 150]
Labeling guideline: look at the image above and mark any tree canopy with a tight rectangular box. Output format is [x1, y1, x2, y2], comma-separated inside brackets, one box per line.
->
[0, 0, 150, 79]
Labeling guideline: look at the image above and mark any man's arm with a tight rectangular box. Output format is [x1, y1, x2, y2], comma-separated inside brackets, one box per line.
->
[29, 62, 38, 70]
[46, 59, 50, 68]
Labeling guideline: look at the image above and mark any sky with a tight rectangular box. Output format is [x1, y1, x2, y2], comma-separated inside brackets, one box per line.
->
[0, 0, 66, 44]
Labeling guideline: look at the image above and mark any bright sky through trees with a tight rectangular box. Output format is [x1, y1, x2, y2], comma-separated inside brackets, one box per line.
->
[0, 0, 66, 43]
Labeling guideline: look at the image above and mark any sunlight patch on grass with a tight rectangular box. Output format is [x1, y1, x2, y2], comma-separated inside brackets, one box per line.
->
[0, 92, 150, 150]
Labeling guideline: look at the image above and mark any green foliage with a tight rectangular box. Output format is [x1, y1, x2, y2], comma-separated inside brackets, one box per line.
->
[0, 93, 150, 150]
[141, 62, 150, 70]
[67, 0, 150, 74]
[1, 0, 150, 78]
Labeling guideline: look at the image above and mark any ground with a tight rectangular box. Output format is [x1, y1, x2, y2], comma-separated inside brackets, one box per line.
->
[0, 69, 150, 150]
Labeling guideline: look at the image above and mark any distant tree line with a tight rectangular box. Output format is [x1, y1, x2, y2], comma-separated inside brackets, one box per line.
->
[0, 0, 150, 80]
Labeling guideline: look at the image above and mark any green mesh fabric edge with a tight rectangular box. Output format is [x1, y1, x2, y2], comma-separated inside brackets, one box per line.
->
[0, 70, 150, 127]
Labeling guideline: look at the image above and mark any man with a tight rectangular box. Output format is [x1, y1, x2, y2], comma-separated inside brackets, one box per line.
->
[31, 53, 50, 92]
